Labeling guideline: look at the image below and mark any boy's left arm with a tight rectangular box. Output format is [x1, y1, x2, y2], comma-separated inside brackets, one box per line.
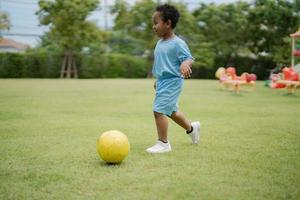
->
[180, 59, 193, 78]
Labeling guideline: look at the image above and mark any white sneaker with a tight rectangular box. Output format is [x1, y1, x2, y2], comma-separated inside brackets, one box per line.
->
[188, 121, 201, 144]
[145, 140, 171, 153]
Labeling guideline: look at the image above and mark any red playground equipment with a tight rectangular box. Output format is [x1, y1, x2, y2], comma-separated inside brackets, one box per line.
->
[268, 27, 300, 94]
[269, 66, 300, 94]
[215, 66, 257, 93]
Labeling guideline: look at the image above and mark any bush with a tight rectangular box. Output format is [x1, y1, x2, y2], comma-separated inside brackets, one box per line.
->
[24, 53, 61, 78]
[0, 52, 273, 79]
[79, 53, 148, 78]
[0, 53, 25, 78]
[0, 52, 148, 78]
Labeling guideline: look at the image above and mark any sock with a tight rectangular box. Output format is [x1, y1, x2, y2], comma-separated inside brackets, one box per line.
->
[159, 139, 168, 143]
[186, 126, 193, 134]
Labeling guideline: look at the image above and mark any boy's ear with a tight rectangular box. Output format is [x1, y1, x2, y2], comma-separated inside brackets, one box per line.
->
[167, 19, 172, 27]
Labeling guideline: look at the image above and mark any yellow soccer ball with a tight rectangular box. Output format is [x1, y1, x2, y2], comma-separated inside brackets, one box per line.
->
[96, 130, 130, 164]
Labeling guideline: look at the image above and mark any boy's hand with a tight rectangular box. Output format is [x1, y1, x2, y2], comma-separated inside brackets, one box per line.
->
[180, 60, 193, 78]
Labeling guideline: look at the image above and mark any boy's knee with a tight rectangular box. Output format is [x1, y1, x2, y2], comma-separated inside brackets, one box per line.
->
[170, 111, 179, 118]
[154, 111, 162, 118]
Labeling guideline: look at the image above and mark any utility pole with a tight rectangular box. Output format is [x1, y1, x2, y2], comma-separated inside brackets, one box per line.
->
[104, 0, 108, 30]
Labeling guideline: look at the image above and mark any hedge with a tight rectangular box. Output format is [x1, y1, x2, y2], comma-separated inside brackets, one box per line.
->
[0, 52, 149, 78]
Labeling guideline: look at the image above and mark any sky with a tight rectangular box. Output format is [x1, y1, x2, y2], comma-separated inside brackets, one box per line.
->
[0, 0, 249, 47]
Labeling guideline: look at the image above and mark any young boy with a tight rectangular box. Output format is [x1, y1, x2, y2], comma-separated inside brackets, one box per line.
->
[146, 4, 201, 154]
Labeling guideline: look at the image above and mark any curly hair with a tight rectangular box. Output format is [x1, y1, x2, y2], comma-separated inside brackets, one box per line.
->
[156, 4, 180, 29]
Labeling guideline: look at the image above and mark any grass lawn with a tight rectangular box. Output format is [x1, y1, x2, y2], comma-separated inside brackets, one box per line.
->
[0, 79, 299, 200]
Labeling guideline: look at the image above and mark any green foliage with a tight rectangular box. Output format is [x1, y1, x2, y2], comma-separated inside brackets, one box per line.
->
[107, 31, 147, 56]
[193, 2, 250, 63]
[0, 53, 24, 77]
[0, 12, 10, 33]
[2, 0, 299, 79]
[192, 0, 300, 77]
[111, 1, 200, 54]
[111, 0, 212, 71]
[111, 0, 157, 51]
[0, 52, 148, 78]
[110, 0, 132, 32]
[36, 0, 104, 51]
[79, 53, 148, 78]
[246, 0, 300, 57]
[0, 52, 61, 78]
[174, 3, 216, 69]
[272, 37, 291, 66]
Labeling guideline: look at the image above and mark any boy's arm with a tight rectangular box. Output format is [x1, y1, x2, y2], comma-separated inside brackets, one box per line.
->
[180, 59, 193, 78]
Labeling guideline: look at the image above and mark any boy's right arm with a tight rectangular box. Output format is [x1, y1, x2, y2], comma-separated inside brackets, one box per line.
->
[180, 59, 193, 78]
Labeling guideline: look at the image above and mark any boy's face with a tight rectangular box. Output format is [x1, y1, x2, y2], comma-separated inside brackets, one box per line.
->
[152, 11, 172, 38]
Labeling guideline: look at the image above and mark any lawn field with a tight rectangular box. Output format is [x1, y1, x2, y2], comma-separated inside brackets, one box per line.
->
[0, 79, 299, 200]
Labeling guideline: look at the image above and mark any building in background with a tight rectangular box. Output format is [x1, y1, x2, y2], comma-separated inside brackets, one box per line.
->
[0, 38, 29, 52]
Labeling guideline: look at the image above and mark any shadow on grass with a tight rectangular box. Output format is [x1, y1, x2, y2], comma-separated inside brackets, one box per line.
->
[230, 92, 244, 97]
[282, 93, 300, 98]
[96, 160, 127, 168]
[215, 87, 254, 93]
[215, 88, 254, 96]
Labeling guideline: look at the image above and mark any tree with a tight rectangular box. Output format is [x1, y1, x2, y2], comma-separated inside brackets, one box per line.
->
[111, 0, 202, 76]
[111, 0, 157, 51]
[0, 12, 10, 37]
[110, 0, 132, 33]
[192, 0, 300, 78]
[173, 3, 215, 71]
[37, 0, 105, 78]
[193, 2, 250, 66]
[246, 0, 300, 66]
[237, 0, 300, 78]
[111, 0, 159, 77]
[107, 31, 147, 56]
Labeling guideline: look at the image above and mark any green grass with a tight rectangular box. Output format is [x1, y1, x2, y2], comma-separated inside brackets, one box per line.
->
[0, 79, 299, 200]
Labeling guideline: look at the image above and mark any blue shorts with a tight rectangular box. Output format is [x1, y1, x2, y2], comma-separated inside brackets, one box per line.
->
[153, 76, 184, 116]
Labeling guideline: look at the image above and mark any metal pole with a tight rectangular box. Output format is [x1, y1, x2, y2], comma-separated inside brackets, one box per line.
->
[104, 0, 108, 30]
[291, 37, 295, 68]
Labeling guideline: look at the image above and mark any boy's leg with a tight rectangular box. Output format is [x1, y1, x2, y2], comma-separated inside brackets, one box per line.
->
[170, 111, 201, 144]
[154, 111, 168, 142]
[145, 111, 171, 153]
[170, 111, 192, 132]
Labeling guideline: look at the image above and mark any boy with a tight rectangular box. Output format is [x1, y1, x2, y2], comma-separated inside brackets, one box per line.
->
[146, 4, 201, 153]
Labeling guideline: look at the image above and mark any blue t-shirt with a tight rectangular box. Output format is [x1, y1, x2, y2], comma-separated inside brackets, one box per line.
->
[152, 35, 194, 79]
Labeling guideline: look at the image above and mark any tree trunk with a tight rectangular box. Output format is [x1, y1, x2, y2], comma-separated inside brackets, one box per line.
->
[60, 51, 78, 78]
